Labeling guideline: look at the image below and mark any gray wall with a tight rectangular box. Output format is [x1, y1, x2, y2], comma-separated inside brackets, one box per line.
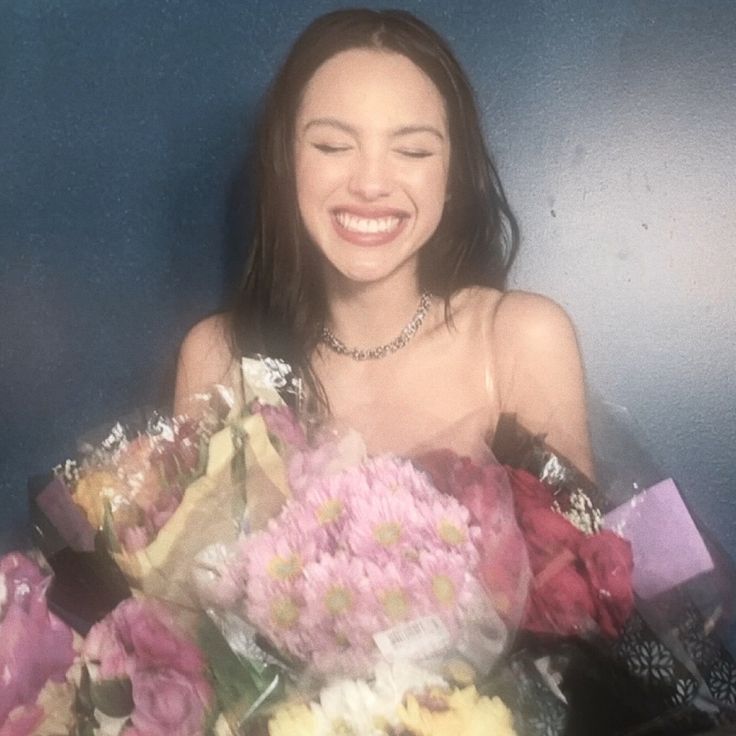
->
[1, 0, 734, 554]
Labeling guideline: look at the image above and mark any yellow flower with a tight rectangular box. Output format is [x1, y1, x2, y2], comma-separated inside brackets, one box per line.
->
[398, 686, 517, 736]
[268, 702, 316, 736]
[72, 470, 124, 529]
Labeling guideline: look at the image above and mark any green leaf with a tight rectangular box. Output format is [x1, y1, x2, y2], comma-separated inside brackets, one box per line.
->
[90, 677, 134, 718]
[197, 615, 284, 726]
[101, 502, 122, 554]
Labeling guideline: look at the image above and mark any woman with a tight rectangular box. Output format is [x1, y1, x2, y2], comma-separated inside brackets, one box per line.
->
[174, 8, 593, 479]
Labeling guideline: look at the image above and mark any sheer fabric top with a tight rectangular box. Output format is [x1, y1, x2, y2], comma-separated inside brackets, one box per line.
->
[175, 288, 594, 478]
[308, 288, 503, 463]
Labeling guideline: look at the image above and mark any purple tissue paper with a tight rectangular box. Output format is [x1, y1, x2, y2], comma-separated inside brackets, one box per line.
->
[603, 478, 713, 599]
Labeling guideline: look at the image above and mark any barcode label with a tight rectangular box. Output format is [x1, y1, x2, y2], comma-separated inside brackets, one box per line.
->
[373, 616, 451, 661]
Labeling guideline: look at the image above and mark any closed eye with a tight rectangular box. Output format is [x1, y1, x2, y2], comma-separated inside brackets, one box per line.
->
[396, 149, 434, 159]
[313, 143, 351, 154]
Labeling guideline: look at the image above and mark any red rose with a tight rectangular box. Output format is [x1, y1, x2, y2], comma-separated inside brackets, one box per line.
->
[579, 530, 635, 637]
[415, 451, 507, 512]
[516, 505, 585, 574]
[505, 467, 556, 516]
[524, 557, 598, 636]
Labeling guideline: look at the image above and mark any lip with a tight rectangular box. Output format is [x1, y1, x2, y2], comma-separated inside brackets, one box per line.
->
[331, 206, 409, 247]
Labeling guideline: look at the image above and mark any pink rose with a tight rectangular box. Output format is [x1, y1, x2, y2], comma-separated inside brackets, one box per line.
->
[83, 598, 214, 735]
[83, 615, 129, 679]
[0, 704, 43, 736]
[579, 530, 635, 637]
[0, 555, 76, 730]
[122, 601, 206, 675]
[129, 669, 213, 736]
[85, 599, 206, 676]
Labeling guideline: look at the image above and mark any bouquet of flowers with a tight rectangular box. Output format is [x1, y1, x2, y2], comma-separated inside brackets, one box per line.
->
[188, 359, 531, 734]
[485, 410, 736, 736]
[75, 596, 216, 736]
[33, 373, 299, 617]
[0, 552, 79, 736]
[22, 354, 736, 736]
[266, 660, 516, 736]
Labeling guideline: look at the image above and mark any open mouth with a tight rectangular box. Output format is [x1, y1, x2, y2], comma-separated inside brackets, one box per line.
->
[331, 208, 409, 246]
[334, 211, 403, 234]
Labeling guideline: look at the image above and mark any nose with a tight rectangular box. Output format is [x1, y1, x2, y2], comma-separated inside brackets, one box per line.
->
[348, 150, 392, 200]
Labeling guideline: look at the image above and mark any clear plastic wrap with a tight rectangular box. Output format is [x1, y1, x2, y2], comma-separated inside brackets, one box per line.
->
[0, 551, 80, 735]
[191, 356, 531, 734]
[75, 595, 217, 736]
[25, 353, 736, 735]
[487, 396, 736, 735]
[35, 386, 270, 615]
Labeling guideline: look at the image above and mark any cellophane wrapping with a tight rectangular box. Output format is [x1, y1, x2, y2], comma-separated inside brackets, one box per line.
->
[191, 356, 531, 734]
[485, 397, 736, 735]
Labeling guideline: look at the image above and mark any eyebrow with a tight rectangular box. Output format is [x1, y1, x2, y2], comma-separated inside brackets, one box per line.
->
[302, 117, 445, 141]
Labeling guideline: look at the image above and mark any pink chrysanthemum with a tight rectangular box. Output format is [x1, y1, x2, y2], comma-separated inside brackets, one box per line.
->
[342, 481, 430, 563]
[244, 508, 326, 584]
[363, 455, 440, 503]
[301, 554, 377, 663]
[418, 498, 482, 563]
[299, 470, 365, 541]
[215, 452, 488, 676]
[413, 549, 476, 635]
[363, 559, 424, 628]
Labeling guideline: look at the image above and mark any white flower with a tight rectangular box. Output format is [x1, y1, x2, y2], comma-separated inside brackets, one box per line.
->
[307, 661, 447, 736]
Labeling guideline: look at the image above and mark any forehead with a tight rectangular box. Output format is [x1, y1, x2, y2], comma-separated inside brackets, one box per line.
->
[297, 48, 448, 130]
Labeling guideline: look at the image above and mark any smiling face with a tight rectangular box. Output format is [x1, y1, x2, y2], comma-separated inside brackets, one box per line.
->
[294, 48, 450, 292]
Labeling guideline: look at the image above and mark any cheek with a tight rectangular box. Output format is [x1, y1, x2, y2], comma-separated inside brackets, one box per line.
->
[413, 164, 450, 222]
[296, 154, 337, 210]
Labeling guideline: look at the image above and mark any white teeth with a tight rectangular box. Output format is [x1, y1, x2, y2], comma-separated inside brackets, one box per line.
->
[335, 212, 401, 234]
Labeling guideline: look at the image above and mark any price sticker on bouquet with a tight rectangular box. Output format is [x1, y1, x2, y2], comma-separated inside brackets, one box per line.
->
[373, 615, 451, 662]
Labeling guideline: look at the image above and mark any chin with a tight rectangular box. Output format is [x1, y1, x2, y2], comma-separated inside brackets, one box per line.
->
[327, 255, 418, 289]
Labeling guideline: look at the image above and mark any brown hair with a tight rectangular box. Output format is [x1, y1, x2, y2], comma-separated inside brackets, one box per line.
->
[231, 8, 518, 404]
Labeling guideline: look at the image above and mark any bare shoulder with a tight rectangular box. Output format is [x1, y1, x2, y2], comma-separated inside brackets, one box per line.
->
[491, 290, 577, 349]
[179, 313, 232, 360]
[174, 313, 235, 413]
[488, 290, 593, 478]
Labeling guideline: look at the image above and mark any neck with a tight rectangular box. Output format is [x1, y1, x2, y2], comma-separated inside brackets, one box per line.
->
[324, 273, 426, 350]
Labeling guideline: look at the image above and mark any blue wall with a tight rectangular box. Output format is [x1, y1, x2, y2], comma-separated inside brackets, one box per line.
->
[1, 1, 734, 554]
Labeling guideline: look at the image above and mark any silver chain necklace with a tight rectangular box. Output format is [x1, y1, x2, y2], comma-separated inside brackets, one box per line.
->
[320, 292, 433, 361]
